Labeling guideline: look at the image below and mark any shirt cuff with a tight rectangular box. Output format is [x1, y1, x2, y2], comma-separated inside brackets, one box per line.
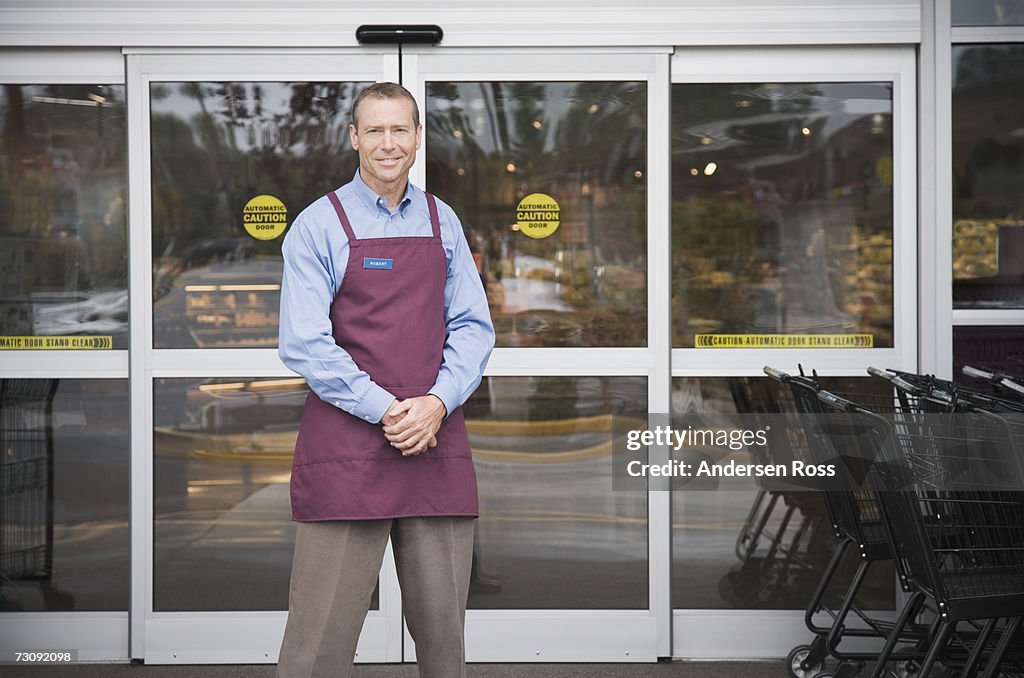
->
[350, 384, 396, 424]
[428, 384, 458, 420]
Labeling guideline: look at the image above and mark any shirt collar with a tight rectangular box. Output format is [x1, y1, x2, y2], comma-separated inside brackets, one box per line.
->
[352, 168, 416, 215]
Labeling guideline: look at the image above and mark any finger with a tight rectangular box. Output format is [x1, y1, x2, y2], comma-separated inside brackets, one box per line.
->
[384, 410, 432, 438]
[410, 433, 436, 455]
[383, 418, 419, 438]
[386, 429, 418, 446]
[387, 398, 414, 416]
[391, 423, 431, 447]
[385, 419, 427, 441]
[402, 437, 430, 456]
[382, 398, 401, 418]
[382, 409, 407, 425]
[403, 430, 432, 456]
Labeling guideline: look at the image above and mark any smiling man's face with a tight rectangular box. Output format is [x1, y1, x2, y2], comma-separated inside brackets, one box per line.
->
[349, 95, 422, 197]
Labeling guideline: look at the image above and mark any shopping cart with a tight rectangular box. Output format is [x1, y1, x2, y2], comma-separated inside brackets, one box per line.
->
[0, 379, 58, 598]
[767, 366, 939, 678]
[816, 382, 1024, 678]
[872, 366, 1024, 415]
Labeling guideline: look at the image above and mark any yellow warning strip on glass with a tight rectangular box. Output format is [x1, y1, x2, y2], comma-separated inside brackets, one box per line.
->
[0, 336, 113, 350]
[466, 414, 644, 437]
[695, 334, 874, 348]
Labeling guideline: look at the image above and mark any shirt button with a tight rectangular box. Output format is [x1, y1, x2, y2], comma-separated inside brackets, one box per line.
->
[364, 415, 372, 421]
[334, 401, 341, 407]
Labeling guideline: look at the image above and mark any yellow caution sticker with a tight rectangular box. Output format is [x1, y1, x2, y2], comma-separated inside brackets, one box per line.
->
[876, 156, 893, 187]
[695, 334, 874, 348]
[0, 336, 113, 350]
[242, 195, 288, 240]
[515, 193, 560, 239]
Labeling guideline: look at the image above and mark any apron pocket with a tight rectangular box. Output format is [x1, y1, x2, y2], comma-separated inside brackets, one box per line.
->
[293, 394, 394, 464]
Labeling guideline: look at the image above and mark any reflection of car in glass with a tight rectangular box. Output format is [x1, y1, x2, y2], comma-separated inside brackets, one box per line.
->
[154, 379, 307, 461]
[153, 237, 256, 301]
[32, 289, 129, 337]
[196, 387, 306, 434]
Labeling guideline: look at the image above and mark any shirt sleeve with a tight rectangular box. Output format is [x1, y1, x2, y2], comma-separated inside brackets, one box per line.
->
[278, 214, 396, 424]
[427, 208, 496, 417]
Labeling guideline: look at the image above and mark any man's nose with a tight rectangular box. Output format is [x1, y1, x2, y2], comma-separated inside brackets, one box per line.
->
[381, 130, 396, 149]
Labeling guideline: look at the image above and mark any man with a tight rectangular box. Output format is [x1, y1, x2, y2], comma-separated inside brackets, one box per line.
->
[276, 82, 494, 678]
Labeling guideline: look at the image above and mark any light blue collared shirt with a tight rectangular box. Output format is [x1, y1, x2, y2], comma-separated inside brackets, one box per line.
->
[278, 170, 495, 424]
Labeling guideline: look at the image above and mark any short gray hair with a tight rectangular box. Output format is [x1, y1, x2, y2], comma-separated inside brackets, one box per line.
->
[350, 82, 420, 129]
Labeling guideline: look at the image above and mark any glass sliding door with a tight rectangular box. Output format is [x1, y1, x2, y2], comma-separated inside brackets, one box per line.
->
[127, 50, 399, 663]
[406, 49, 670, 662]
[669, 46, 917, 658]
[0, 48, 130, 662]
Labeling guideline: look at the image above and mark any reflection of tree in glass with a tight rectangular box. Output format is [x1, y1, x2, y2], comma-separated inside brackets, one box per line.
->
[671, 82, 894, 346]
[673, 197, 765, 339]
[150, 81, 363, 296]
[1, 84, 126, 296]
[426, 81, 647, 347]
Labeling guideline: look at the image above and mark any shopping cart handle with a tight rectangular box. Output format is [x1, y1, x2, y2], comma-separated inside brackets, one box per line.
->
[868, 366, 926, 395]
[1000, 377, 1024, 396]
[867, 366, 894, 381]
[963, 365, 994, 380]
[763, 365, 789, 382]
[818, 389, 857, 412]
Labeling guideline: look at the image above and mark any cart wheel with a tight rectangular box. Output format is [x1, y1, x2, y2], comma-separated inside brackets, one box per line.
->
[895, 660, 919, 678]
[787, 644, 825, 678]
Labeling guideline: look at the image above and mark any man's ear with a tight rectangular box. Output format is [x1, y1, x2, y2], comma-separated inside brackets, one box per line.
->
[415, 124, 423, 150]
[348, 123, 359, 150]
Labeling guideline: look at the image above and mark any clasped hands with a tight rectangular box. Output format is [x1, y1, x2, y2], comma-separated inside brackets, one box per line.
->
[381, 394, 446, 456]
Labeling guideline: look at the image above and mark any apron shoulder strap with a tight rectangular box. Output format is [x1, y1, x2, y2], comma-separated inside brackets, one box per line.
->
[326, 191, 358, 242]
[425, 193, 441, 239]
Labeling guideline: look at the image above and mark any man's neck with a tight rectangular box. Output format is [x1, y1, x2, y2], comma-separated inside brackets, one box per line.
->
[362, 174, 408, 212]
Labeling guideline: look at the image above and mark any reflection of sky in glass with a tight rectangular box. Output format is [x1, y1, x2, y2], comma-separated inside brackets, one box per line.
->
[953, 0, 1024, 25]
[150, 82, 355, 155]
[428, 82, 642, 155]
[676, 83, 891, 156]
[1, 85, 125, 128]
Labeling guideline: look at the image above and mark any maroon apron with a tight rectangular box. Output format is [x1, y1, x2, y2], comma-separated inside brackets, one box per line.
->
[289, 190, 478, 521]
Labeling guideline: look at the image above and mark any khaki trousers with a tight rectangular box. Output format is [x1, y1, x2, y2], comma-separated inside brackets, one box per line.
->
[276, 516, 475, 678]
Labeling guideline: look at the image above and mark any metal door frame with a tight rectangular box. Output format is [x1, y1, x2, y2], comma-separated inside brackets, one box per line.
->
[124, 48, 401, 663]
[404, 47, 673, 662]
[0, 47, 130, 662]
[669, 45, 918, 658]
